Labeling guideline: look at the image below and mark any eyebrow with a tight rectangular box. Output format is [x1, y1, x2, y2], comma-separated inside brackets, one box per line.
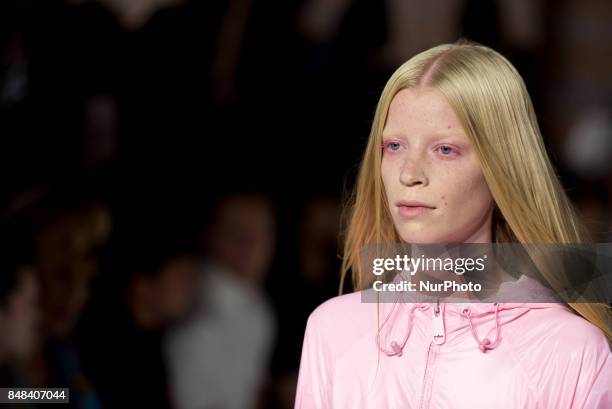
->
[381, 131, 467, 140]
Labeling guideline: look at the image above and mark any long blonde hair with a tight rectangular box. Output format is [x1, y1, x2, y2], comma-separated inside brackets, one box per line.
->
[340, 39, 612, 340]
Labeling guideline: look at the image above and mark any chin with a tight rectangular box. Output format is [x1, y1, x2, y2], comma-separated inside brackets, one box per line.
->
[396, 226, 454, 244]
[398, 233, 439, 244]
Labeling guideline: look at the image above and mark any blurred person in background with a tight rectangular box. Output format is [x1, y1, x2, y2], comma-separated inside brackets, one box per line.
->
[563, 102, 612, 183]
[0, 215, 39, 395]
[24, 191, 112, 409]
[79, 203, 200, 409]
[562, 99, 612, 241]
[204, 191, 277, 286]
[164, 190, 277, 409]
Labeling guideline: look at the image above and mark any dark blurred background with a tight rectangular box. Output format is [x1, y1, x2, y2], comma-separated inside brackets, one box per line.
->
[1, 0, 611, 408]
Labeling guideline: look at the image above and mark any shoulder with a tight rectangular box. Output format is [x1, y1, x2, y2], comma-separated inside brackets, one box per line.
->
[306, 289, 379, 335]
[532, 306, 611, 354]
[512, 306, 612, 407]
[506, 305, 611, 382]
[308, 291, 367, 323]
[506, 305, 610, 359]
[302, 290, 380, 360]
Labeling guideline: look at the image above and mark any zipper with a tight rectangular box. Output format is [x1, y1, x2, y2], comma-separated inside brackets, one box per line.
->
[418, 342, 435, 409]
[432, 299, 445, 345]
[418, 301, 444, 409]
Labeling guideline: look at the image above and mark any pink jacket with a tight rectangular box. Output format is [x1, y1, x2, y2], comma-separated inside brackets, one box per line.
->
[294, 276, 612, 408]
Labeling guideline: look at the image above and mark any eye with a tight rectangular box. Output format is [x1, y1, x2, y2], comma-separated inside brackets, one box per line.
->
[382, 140, 402, 153]
[435, 144, 458, 156]
[440, 146, 452, 155]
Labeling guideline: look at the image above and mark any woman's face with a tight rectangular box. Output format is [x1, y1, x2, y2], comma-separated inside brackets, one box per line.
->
[381, 87, 494, 244]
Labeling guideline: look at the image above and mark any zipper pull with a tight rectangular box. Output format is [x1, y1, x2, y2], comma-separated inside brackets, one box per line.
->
[432, 300, 445, 345]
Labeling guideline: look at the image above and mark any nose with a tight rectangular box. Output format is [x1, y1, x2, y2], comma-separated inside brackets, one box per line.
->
[399, 156, 428, 187]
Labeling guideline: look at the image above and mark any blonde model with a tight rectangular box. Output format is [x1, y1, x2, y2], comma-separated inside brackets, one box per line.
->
[295, 40, 611, 408]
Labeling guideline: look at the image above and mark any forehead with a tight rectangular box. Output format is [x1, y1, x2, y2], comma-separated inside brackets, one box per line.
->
[383, 88, 464, 136]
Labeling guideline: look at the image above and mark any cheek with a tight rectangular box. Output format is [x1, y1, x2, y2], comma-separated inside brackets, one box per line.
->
[443, 167, 492, 210]
[466, 171, 491, 202]
[381, 159, 398, 196]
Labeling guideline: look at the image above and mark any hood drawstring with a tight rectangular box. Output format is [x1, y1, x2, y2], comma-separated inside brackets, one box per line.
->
[377, 303, 426, 357]
[463, 302, 501, 353]
[378, 302, 504, 356]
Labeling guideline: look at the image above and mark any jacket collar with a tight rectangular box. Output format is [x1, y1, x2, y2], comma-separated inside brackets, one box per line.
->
[375, 273, 569, 355]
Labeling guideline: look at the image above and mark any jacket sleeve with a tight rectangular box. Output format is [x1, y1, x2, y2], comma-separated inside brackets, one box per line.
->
[551, 325, 612, 409]
[582, 346, 611, 409]
[294, 311, 333, 409]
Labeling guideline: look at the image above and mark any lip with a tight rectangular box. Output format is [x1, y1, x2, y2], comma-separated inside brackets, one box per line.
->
[395, 200, 436, 208]
[395, 200, 435, 220]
